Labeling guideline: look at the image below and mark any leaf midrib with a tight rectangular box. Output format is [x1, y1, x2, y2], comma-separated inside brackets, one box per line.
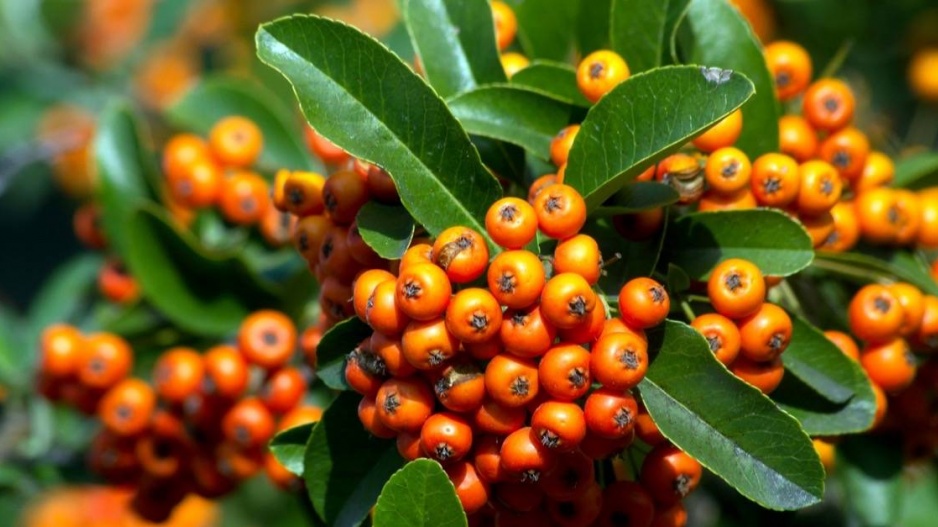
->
[257, 18, 494, 240]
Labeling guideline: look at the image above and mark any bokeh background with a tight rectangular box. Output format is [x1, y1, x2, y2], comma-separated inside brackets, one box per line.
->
[1, 0, 937, 525]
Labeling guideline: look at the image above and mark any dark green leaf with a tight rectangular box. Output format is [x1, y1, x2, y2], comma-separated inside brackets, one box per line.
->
[772, 316, 876, 435]
[167, 75, 316, 173]
[472, 136, 526, 186]
[594, 182, 680, 216]
[316, 317, 373, 391]
[402, 0, 506, 99]
[666, 263, 691, 294]
[564, 65, 754, 210]
[0, 305, 23, 388]
[576, 0, 611, 55]
[357, 202, 416, 260]
[679, 0, 779, 156]
[373, 460, 467, 527]
[256, 16, 502, 247]
[124, 206, 280, 337]
[663, 0, 691, 64]
[773, 371, 877, 437]
[813, 251, 938, 296]
[94, 302, 165, 338]
[305, 392, 404, 526]
[639, 320, 824, 510]
[667, 209, 814, 279]
[893, 152, 938, 190]
[510, 61, 592, 107]
[270, 422, 316, 477]
[515, 0, 579, 61]
[838, 434, 903, 527]
[447, 85, 571, 160]
[782, 315, 873, 405]
[587, 212, 669, 293]
[95, 103, 160, 256]
[609, 0, 668, 73]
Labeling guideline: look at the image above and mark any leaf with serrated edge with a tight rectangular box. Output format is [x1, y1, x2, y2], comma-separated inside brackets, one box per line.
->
[305, 392, 403, 526]
[563, 65, 754, 210]
[402, 0, 505, 99]
[639, 321, 824, 511]
[372, 460, 467, 527]
[256, 15, 502, 248]
[447, 84, 571, 160]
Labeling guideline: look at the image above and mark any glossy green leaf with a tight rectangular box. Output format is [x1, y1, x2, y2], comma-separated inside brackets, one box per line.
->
[667, 209, 814, 279]
[166, 76, 316, 173]
[357, 202, 416, 260]
[782, 315, 872, 405]
[472, 136, 526, 186]
[639, 321, 824, 510]
[316, 317, 373, 391]
[124, 206, 280, 337]
[270, 422, 316, 477]
[305, 392, 404, 526]
[515, 0, 579, 61]
[564, 65, 754, 210]
[609, 0, 669, 73]
[256, 16, 502, 247]
[893, 152, 938, 190]
[447, 85, 571, 160]
[813, 251, 938, 296]
[510, 61, 592, 107]
[373, 460, 467, 527]
[95, 103, 160, 256]
[576, 0, 611, 55]
[594, 182, 680, 215]
[900, 464, 938, 527]
[402, 0, 506, 99]
[772, 316, 876, 435]
[838, 434, 903, 527]
[679, 0, 779, 156]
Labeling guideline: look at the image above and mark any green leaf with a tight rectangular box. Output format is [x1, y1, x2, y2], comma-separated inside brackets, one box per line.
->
[813, 251, 938, 296]
[594, 182, 680, 216]
[166, 75, 316, 173]
[772, 316, 876, 436]
[373, 459, 467, 527]
[27, 254, 102, 350]
[639, 320, 824, 511]
[357, 202, 416, 260]
[270, 422, 316, 477]
[447, 85, 571, 160]
[563, 65, 754, 210]
[782, 315, 869, 404]
[838, 434, 903, 527]
[893, 152, 938, 190]
[587, 213, 669, 293]
[667, 209, 814, 279]
[576, 0, 611, 55]
[510, 61, 592, 107]
[472, 136, 526, 186]
[663, 0, 691, 64]
[0, 305, 23, 388]
[609, 0, 668, 73]
[678, 0, 779, 157]
[94, 103, 160, 256]
[402, 0, 506, 99]
[515, 0, 579, 61]
[317, 317, 373, 391]
[256, 15, 503, 247]
[124, 206, 280, 337]
[305, 392, 404, 526]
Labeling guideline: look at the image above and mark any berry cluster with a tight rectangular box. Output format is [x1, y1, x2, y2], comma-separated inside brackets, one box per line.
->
[35, 312, 321, 522]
